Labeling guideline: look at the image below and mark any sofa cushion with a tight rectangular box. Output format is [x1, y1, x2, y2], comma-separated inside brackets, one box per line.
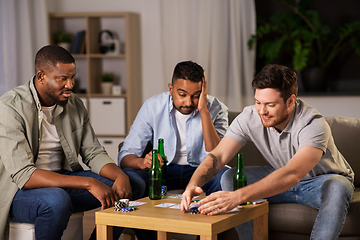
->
[325, 117, 360, 187]
[269, 203, 317, 234]
[269, 189, 360, 236]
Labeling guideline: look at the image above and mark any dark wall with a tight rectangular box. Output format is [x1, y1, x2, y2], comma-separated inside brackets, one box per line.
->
[254, 0, 360, 93]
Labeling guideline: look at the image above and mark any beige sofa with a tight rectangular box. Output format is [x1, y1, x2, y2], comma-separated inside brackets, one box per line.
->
[227, 111, 360, 240]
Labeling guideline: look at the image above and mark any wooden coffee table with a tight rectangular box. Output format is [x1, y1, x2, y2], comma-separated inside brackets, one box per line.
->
[96, 196, 268, 240]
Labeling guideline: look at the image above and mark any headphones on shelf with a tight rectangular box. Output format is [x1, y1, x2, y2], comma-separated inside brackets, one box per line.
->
[99, 30, 117, 54]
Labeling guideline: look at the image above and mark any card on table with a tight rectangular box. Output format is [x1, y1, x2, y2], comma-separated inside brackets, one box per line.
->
[129, 201, 147, 206]
[155, 203, 176, 208]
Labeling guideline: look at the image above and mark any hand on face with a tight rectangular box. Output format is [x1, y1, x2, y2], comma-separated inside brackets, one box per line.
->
[197, 73, 208, 112]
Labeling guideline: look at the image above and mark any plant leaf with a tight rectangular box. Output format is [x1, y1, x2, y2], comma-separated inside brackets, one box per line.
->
[293, 40, 310, 70]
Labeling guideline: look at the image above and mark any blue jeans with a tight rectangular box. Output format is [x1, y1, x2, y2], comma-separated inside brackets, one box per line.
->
[221, 166, 354, 240]
[9, 170, 155, 240]
[124, 164, 229, 199]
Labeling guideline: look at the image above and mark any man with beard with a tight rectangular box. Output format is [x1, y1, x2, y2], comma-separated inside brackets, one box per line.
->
[181, 64, 354, 240]
[0, 45, 152, 240]
[118, 61, 229, 199]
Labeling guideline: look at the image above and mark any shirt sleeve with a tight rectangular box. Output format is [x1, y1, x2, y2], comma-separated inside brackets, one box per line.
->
[298, 117, 330, 153]
[225, 107, 254, 147]
[0, 102, 37, 189]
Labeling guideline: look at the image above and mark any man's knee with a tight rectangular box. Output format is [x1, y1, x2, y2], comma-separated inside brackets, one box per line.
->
[322, 175, 354, 203]
[123, 168, 147, 199]
[220, 166, 273, 191]
[220, 168, 235, 191]
[245, 166, 274, 185]
[38, 187, 72, 217]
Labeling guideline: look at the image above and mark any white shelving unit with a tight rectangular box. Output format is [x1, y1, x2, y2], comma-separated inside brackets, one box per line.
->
[49, 12, 142, 163]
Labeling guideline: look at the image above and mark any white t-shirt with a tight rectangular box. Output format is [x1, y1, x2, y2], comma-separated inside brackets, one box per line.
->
[171, 109, 191, 165]
[35, 105, 63, 171]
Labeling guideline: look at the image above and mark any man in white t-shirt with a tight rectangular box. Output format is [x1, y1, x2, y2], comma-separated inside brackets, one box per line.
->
[181, 64, 354, 240]
[118, 61, 229, 199]
[0, 45, 150, 240]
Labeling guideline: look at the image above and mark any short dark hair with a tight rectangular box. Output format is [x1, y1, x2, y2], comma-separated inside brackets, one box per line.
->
[35, 45, 75, 72]
[171, 61, 204, 84]
[252, 64, 298, 102]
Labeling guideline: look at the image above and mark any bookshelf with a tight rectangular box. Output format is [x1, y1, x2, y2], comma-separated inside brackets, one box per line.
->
[49, 12, 142, 161]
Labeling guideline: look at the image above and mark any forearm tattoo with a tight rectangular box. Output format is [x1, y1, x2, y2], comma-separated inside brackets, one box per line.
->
[200, 153, 220, 183]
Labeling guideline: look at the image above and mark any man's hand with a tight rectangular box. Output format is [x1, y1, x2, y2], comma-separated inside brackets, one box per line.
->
[138, 152, 152, 170]
[112, 174, 132, 200]
[87, 177, 120, 210]
[197, 191, 241, 215]
[197, 73, 208, 112]
[138, 152, 164, 170]
[181, 185, 204, 212]
[98, 163, 132, 205]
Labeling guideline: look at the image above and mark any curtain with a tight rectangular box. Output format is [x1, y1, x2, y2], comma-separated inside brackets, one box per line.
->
[0, 0, 49, 96]
[159, 0, 256, 111]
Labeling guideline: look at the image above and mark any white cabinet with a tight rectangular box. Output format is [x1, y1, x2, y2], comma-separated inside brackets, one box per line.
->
[97, 137, 124, 165]
[89, 98, 126, 135]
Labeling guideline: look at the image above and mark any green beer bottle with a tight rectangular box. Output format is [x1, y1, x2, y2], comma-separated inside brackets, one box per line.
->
[158, 138, 167, 185]
[149, 149, 162, 200]
[233, 153, 247, 190]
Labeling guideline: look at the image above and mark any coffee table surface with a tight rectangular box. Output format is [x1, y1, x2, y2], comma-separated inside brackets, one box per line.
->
[96, 195, 268, 239]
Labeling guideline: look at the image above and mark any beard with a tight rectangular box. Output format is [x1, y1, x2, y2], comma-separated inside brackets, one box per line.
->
[56, 98, 69, 106]
[259, 111, 290, 130]
[174, 105, 195, 115]
[45, 90, 69, 106]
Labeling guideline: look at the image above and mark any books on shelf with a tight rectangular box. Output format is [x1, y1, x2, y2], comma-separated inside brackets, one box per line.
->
[72, 30, 86, 54]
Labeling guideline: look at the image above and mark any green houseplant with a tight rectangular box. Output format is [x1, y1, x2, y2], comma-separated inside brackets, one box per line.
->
[248, 0, 360, 90]
[101, 72, 114, 83]
[55, 31, 72, 44]
[54, 31, 72, 52]
[101, 72, 114, 94]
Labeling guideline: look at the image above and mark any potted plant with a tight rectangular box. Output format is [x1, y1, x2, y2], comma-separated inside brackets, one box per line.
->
[101, 72, 114, 94]
[248, 0, 360, 91]
[54, 30, 72, 52]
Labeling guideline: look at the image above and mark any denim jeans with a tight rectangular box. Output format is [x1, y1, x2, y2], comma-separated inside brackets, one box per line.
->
[9, 170, 156, 240]
[124, 164, 229, 199]
[220, 166, 354, 240]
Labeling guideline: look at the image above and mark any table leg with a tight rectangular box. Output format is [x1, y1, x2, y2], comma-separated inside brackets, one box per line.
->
[253, 213, 268, 240]
[157, 231, 171, 240]
[96, 224, 113, 240]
